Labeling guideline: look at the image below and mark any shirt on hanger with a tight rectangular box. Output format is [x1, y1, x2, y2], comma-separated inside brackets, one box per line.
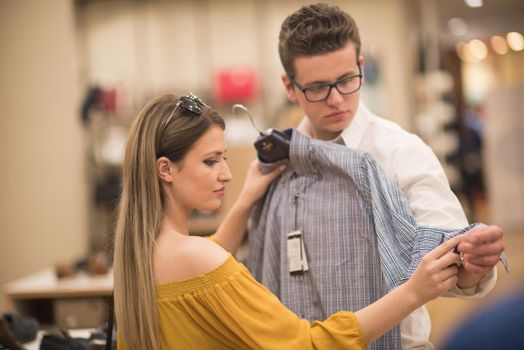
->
[248, 130, 507, 350]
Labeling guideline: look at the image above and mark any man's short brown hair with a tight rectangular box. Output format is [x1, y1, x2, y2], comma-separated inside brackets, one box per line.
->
[278, 3, 361, 77]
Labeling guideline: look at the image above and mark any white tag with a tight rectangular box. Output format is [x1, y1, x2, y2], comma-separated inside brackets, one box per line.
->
[287, 231, 309, 273]
[301, 236, 309, 271]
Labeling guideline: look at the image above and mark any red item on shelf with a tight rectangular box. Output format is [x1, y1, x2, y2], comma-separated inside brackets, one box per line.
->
[214, 68, 258, 103]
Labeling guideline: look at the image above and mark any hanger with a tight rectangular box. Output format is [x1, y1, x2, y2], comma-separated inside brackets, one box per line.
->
[232, 104, 291, 163]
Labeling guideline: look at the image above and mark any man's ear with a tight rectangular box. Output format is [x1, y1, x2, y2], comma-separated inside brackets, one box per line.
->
[281, 74, 298, 103]
[359, 55, 365, 85]
[156, 157, 174, 183]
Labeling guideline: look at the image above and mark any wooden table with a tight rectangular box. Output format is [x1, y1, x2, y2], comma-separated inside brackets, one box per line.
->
[3, 267, 112, 329]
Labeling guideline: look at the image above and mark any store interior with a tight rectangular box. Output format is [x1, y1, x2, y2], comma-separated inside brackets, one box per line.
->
[1, 0, 523, 348]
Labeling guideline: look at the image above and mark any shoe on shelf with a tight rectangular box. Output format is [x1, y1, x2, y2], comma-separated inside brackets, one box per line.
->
[88, 321, 116, 350]
[0, 317, 25, 350]
[55, 250, 111, 279]
[2, 313, 39, 344]
[40, 329, 88, 350]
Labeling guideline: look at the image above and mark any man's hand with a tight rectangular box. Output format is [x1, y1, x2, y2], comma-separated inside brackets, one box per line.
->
[458, 225, 505, 275]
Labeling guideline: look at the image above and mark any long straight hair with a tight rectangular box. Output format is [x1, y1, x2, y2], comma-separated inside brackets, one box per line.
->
[113, 94, 224, 350]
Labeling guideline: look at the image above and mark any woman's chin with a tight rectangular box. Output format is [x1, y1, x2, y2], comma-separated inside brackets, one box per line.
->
[196, 201, 222, 214]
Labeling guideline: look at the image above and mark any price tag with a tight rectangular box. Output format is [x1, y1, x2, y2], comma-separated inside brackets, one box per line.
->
[287, 231, 309, 273]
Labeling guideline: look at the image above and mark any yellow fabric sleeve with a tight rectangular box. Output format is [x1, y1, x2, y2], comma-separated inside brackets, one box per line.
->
[206, 233, 222, 247]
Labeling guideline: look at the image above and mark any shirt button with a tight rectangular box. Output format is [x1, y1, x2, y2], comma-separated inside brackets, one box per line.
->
[296, 274, 303, 282]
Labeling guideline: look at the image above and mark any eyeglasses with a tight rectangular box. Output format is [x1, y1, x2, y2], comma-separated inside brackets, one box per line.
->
[159, 92, 207, 136]
[288, 65, 362, 103]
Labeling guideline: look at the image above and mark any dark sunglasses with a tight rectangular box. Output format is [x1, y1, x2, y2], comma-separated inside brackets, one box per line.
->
[159, 92, 207, 136]
[176, 92, 207, 115]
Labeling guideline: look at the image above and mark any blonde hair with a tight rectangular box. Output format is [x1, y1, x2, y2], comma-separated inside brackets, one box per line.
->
[113, 94, 224, 350]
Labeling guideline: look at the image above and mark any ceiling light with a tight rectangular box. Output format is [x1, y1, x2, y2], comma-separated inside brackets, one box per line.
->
[448, 17, 468, 36]
[455, 42, 474, 62]
[507, 32, 524, 51]
[490, 35, 508, 55]
[469, 39, 488, 61]
[464, 0, 483, 8]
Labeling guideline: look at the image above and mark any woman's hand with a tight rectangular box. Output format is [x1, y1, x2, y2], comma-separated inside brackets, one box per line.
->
[355, 235, 463, 343]
[237, 160, 286, 209]
[213, 160, 286, 254]
[404, 236, 463, 305]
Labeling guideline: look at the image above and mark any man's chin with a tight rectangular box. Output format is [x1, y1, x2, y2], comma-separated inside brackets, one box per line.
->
[326, 122, 350, 135]
[313, 128, 344, 141]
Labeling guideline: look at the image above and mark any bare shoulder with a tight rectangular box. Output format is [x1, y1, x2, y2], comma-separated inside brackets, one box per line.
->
[154, 234, 229, 284]
[182, 236, 230, 273]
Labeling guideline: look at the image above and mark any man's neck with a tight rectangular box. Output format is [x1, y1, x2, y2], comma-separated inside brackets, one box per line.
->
[308, 124, 343, 142]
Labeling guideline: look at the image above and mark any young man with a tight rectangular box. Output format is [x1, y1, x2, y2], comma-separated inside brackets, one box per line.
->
[254, 3, 504, 349]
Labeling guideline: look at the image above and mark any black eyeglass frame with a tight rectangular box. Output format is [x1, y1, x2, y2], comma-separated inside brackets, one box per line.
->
[159, 92, 207, 137]
[288, 63, 363, 103]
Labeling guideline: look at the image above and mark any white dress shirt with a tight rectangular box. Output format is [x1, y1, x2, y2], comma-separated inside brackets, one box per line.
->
[297, 101, 497, 349]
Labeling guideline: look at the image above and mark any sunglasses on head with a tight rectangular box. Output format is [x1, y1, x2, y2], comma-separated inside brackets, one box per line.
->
[159, 92, 207, 137]
[176, 92, 207, 115]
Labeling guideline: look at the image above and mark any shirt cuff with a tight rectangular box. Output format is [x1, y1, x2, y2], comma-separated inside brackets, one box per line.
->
[444, 266, 497, 299]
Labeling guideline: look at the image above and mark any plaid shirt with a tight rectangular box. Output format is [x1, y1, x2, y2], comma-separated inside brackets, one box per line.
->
[248, 131, 507, 350]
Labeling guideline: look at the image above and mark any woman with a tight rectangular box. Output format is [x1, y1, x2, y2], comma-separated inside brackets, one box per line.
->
[114, 93, 462, 350]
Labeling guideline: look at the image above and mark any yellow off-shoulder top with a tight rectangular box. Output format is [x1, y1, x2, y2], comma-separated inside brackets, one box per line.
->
[118, 255, 367, 349]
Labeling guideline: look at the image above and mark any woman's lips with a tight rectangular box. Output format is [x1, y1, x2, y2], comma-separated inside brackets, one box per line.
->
[214, 187, 225, 196]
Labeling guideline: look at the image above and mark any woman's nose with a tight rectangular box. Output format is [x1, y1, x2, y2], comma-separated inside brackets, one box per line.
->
[218, 161, 233, 183]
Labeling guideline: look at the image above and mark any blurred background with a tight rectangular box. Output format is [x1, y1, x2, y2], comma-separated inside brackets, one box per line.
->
[1, 0, 523, 347]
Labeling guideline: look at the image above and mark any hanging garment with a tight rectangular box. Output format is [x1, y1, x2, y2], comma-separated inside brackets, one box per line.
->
[247, 130, 508, 350]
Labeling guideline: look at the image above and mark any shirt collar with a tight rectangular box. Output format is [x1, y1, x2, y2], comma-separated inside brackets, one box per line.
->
[290, 130, 318, 176]
[296, 101, 372, 148]
[339, 101, 372, 148]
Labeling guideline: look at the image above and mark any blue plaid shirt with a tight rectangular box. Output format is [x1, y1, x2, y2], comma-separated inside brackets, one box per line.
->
[248, 130, 507, 350]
